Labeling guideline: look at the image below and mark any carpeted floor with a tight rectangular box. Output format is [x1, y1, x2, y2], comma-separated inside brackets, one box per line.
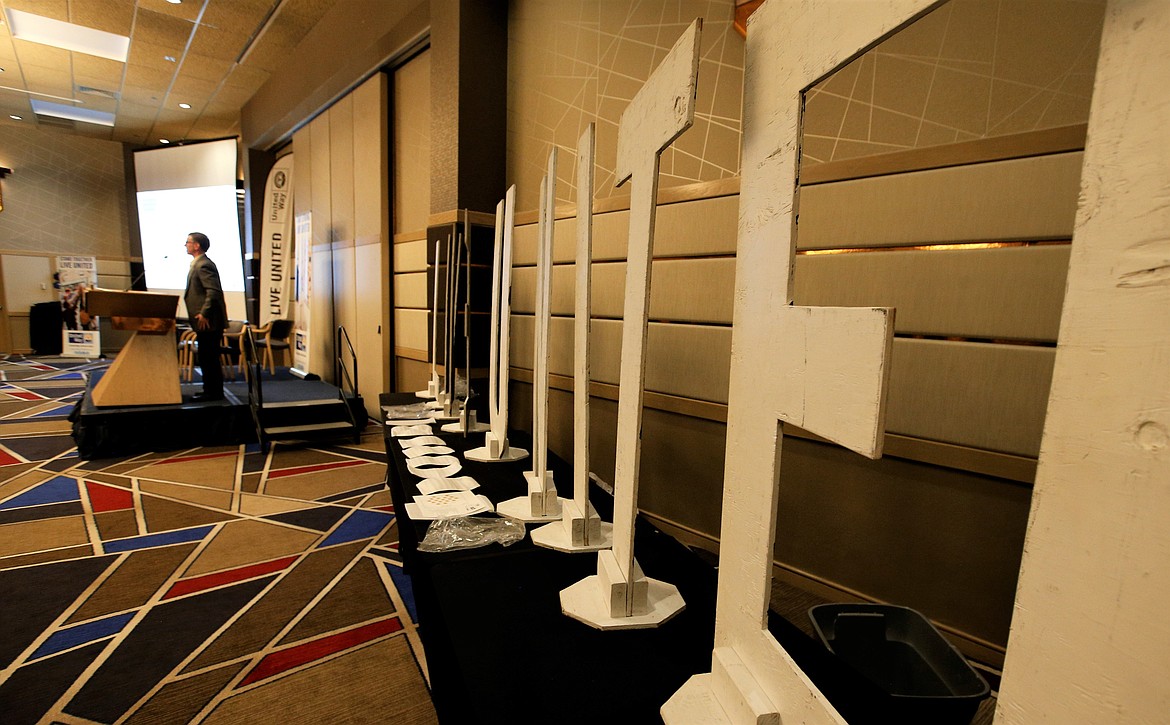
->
[0, 355, 438, 724]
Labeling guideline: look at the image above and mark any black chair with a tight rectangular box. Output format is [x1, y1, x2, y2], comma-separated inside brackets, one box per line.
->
[253, 318, 294, 373]
[220, 320, 247, 380]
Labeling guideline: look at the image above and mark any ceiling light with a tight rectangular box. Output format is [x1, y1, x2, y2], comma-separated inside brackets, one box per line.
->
[6, 9, 130, 62]
[160, 139, 170, 144]
[178, 103, 191, 109]
[9, 115, 22, 120]
[164, 55, 176, 62]
[167, 0, 182, 4]
[30, 99, 115, 127]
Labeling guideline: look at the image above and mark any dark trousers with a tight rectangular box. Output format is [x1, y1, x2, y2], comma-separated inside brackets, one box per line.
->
[196, 328, 224, 397]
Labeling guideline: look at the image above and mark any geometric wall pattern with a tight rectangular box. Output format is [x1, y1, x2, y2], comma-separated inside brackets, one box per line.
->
[508, 0, 745, 209]
[0, 355, 435, 724]
[0, 124, 131, 259]
[803, 0, 1105, 164]
[507, 0, 1104, 209]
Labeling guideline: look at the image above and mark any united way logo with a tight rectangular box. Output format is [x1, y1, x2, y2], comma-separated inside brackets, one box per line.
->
[274, 171, 287, 188]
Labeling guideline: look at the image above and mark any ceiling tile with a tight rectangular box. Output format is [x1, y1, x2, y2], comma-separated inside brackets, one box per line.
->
[223, 63, 268, 91]
[180, 52, 234, 84]
[119, 83, 165, 106]
[138, 0, 204, 24]
[71, 54, 124, 86]
[200, 0, 278, 31]
[132, 6, 195, 50]
[127, 38, 183, 67]
[12, 39, 73, 69]
[68, 0, 135, 36]
[21, 65, 74, 94]
[0, 66, 27, 86]
[188, 23, 250, 62]
[170, 73, 219, 100]
[5, 1, 69, 22]
[77, 94, 116, 113]
[123, 61, 175, 90]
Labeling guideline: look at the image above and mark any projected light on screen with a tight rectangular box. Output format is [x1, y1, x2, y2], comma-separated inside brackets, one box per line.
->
[133, 138, 248, 321]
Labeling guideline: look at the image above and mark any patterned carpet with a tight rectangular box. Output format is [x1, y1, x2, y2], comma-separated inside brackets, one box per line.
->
[0, 355, 438, 724]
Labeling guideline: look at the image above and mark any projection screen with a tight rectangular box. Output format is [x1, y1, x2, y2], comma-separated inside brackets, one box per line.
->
[133, 138, 247, 321]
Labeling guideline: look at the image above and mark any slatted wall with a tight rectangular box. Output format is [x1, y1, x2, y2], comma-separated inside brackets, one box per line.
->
[506, 133, 1082, 662]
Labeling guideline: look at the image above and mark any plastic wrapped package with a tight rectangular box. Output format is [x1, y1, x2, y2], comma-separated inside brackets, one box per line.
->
[417, 516, 527, 552]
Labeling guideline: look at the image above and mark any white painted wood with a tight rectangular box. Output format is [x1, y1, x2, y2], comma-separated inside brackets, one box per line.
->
[436, 232, 461, 420]
[996, 4, 1170, 723]
[500, 151, 561, 519]
[663, 1, 936, 722]
[416, 239, 442, 399]
[467, 187, 529, 462]
[441, 223, 489, 431]
[561, 550, 685, 630]
[535, 123, 614, 552]
[603, 18, 702, 625]
[534, 152, 555, 486]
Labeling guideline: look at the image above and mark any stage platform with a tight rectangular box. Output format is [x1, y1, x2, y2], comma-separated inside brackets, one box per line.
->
[72, 367, 365, 459]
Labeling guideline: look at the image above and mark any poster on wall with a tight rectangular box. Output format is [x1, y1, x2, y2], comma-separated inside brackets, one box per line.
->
[57, 255, 100, 357]
[260, 155, 295, 326]
[292, 210, 312, 373]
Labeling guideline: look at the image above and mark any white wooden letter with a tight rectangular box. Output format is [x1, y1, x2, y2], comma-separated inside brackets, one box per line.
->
[498, 151, 567, 521]
[662, 1, 935, 722]
[533, 124, 614, 552]
[560, 19, 701, 629]
[467, 186, 528, 462]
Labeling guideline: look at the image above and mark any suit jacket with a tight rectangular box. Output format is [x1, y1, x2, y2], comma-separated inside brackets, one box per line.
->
[184, 254, 227, 332]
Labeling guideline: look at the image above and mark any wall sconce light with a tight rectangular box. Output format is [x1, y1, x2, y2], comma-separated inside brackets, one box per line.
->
[0, 166, 11, 213]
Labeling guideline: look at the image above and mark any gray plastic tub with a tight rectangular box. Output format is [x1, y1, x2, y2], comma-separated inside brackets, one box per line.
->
[809, 603, 990, 723]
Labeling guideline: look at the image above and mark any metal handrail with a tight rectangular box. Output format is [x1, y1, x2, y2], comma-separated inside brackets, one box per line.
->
[335, 325, 358, 398]
[241, 325, 265, 446]
[335, 325, 360, 439]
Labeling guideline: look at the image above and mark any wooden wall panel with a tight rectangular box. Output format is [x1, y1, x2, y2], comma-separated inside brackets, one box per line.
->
[396, 355, 430, 394]
[393, 240, 428, 272]
[512, 316, 733, 404]
[309, 114, 334, 377]
[353, 242, 384, 413]
[512, 194, 740, 265]
[794, 245, 1070, 341]
[353, 75, 387, 246]
[394, 308, 429, 353]
[328, 96, 356, 247]
[331, 245, 359, 353]
[392, 49, 431, 236]
[514, 257, 736, 323]
[393, 271, 428, 309]
[798, 152, 1083, 249]
[513, 314, 1054, 458]
[775, 436, 1031, 649]
[887, 339, 1055, 458]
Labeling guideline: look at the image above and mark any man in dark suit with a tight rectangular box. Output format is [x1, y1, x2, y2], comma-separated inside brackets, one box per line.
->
[184, 232, 227, 401]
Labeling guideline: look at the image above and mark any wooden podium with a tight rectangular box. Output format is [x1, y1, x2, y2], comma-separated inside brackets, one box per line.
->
[85, 289, 182, 407]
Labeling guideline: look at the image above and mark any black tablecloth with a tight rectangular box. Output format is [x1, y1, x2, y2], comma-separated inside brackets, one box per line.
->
[379, 393, 717, 724]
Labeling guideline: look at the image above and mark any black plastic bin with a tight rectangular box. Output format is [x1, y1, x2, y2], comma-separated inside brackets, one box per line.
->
[809, 604, 990, 724]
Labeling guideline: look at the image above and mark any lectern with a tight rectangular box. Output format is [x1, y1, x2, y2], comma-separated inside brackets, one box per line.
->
[85, 289, 182, 407]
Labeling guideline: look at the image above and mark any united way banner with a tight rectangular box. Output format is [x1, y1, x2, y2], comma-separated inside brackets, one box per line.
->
[260, 155, 294, 326]
[57, 255, 100, 357]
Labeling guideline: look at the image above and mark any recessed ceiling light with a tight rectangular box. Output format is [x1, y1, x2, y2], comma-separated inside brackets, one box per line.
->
[30, 99, 115, 127]
[167, 0, 182, 4]
[160, 139, 170, 144]
[178, 102, 191, 109]
[9, 115, 22, 121]
[6, 9, 129, 62]
[164, 55, 176, 62]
